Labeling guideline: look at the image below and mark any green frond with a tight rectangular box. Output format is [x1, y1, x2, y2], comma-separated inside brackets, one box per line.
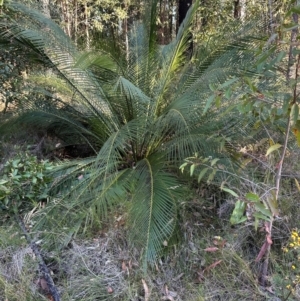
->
[126, 22, 159, 96]
[113, 76, 151, 121]
[1, 1, 121, 133]
[128, 156, 179, 266]
[171, 22, 266, 105]
[147, 0, 160, 57]
[153, 0, 200, 114]
[26, 75, 74, 100]
[74, 52, 117, 73]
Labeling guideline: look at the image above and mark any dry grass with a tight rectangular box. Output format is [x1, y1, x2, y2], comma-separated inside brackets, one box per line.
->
[0, 203, 286, 301]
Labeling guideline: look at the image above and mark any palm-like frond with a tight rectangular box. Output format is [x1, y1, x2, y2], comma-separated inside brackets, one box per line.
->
[129, 156, 179, 265]
[0, 0, 270, 265]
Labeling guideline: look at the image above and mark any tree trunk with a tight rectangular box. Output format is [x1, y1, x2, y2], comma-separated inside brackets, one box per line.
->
[177, 0, 193, 33]
[177, 0, 193, 55]
[268, 0, 274, 34]
[234, 0, 245, 20]
[233, 0, 240, 19]
[124, 13, 129, 62]
[65, 0, 71, 37]
[169, 0, 174, 40]
[85, 1, 90, 50]
[74, 0, 78, 45]
[40, 0, 51, 18]
[158, 0, 168, 44]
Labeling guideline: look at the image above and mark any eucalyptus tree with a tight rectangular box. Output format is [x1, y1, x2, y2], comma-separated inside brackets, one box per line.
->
[0, 0, 266, 266]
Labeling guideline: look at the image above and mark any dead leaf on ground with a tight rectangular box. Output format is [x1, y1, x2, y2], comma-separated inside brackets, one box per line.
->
[162, 286, 176, 301]
[46, 295, 54, 301]
[107, 286, 113, 294]
[265, 286, 275, 294]
[204, 247, 219, 252]
[196, 270, 205, 283]
[172, 273, 184, 281]
[203, 260, 223, 273]
[164, 284, 169, 296]
[142, 279, 150, 301]
[36, 277, 49, 292]
[122, 261, 127, 271]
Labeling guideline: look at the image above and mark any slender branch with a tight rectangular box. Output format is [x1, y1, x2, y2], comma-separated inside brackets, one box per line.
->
[275, 117, 291, 200]
[15, 214, 61, 301]
[260, 48, 300, 286]
[282, 285, 295, 301]
[195, 162, 270, 190]
[260, 115, 291, 286]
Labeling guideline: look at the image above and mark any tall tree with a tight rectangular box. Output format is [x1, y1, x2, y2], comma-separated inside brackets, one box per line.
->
[178, 0, 193, 54]
[177, 0, 193, 32]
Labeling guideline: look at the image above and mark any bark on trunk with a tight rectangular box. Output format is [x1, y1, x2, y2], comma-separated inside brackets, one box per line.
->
[74, 0, 78, 45]
[40, 0, 51, 18]
[233, 0, 240, 19]
[85, 1, 90, 50]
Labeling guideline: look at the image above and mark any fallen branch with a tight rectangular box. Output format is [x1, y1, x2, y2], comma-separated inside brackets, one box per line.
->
[15, 214, 61, 301]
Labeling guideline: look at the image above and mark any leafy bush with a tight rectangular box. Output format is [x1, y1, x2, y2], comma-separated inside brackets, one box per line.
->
[0, 152, 53, 216]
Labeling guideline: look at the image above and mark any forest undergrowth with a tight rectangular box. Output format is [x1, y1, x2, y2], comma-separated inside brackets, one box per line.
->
[0, 134, 300, 301]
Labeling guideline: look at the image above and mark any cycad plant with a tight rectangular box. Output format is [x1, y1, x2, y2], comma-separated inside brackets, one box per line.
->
[0, 0, 267, 265]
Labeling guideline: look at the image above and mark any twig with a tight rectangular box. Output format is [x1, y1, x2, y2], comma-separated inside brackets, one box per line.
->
[15, 214, 61, 301]
[283, 289, 293, 301]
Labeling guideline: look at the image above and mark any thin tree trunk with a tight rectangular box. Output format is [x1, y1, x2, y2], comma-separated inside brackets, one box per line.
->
[65, 0, 71, 37]
[85, 1, 90, 50]
[40, 0, 51, 18]
[125, 19, 129, 63]
[40, 0, 52, 76]
[240, 0, 246, 20]
[233, 0, 240, 19]
[60, 0, 65, 32]
[169, 0, 173, 40]
[234, 0, 246, 20]
[286, 11, 299, 81]
[177, 0, 193, 55]
[268, 0, 274, 34]
[177, 0, 192, 33]
[74, 0, 78, 45]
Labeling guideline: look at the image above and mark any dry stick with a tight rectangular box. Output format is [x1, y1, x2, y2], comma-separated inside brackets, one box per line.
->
[15, 214, 61, 301]
[260, 50, 300, 286]
[283, 287, 294, 301]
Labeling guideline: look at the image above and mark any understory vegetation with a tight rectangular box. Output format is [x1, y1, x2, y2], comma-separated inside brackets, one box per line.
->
[1, 0, 300, 300]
